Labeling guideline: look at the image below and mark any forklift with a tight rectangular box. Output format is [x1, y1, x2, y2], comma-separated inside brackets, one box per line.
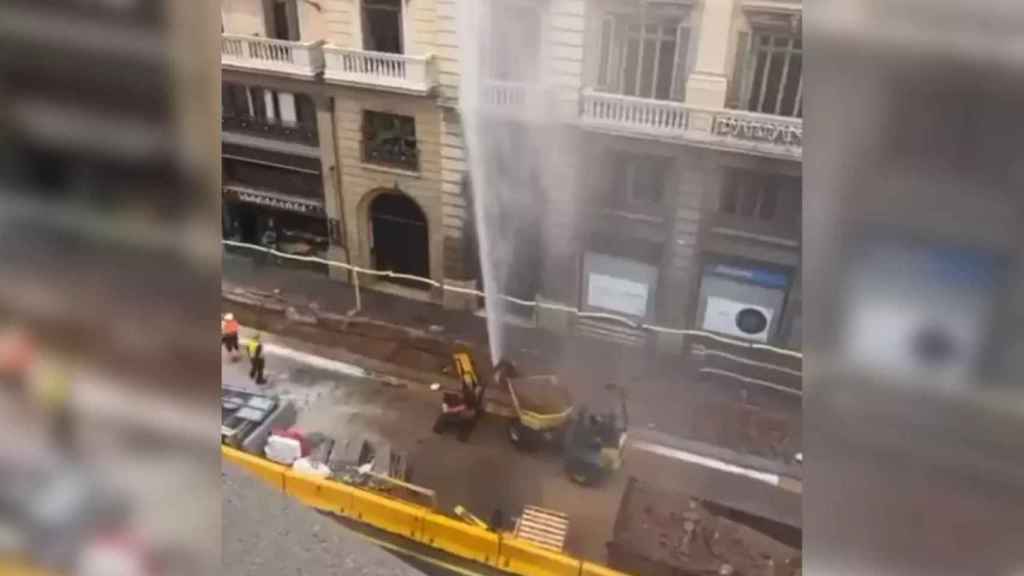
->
[562, 383, 629, 485]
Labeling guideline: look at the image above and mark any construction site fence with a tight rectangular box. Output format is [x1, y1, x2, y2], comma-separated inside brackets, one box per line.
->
[222, 240, 803, 362]
[222, 445, 632, 576]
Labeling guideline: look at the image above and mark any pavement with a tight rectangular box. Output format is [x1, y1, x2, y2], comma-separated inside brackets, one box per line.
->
[223, 461, 429, 576]
[224, 251, 803, 467]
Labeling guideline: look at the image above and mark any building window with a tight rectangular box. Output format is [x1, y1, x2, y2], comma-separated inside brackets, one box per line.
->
[222, 84, 315, 126]
[362, 111, 418, 171]
[612, 153, 669, 207]
[596, 6, 691, 101]
[719, 169, 800, 222]
[222, 84, 318, 143]
[266, 0, 301, 40]
[362, 0, 403, 54]
[739, 32, 802, 117]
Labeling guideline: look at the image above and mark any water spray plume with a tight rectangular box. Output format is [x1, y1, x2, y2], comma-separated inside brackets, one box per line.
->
[457, 0, 504, 364]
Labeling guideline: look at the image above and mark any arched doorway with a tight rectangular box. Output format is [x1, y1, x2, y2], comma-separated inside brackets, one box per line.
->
[369, 191, 429, 286]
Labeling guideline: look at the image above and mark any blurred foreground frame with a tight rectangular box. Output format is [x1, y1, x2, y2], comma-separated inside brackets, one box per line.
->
[0, 0, 221, 575]
[806, 1, 1024, 575]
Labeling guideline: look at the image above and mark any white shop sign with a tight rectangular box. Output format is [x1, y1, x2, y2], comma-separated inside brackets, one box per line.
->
[587, 273, 650, 318]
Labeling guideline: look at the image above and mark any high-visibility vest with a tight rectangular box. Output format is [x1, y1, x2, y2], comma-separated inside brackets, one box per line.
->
[247, 340, 262, 359]
[222, 319, 239, 336]
[31, 359, 70, 412]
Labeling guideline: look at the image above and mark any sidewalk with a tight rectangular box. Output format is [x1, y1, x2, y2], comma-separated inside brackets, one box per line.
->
[223, 251, 802, 465]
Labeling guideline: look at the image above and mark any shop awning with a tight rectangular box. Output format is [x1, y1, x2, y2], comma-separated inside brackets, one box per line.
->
[223, 185, 325, 216]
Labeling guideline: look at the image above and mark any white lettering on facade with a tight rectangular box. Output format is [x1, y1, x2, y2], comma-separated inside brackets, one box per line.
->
[713, 115, 802, 147]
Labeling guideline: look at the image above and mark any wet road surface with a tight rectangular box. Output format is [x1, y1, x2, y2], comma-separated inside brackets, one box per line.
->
[222, 341, 626, 564]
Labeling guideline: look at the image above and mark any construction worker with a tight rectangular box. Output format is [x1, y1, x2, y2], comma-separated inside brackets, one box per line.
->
[246, 333, 266, 385]
[32, 355, 74, 456]
[221, 313, 240, 361]
[0, 325, 35, 404]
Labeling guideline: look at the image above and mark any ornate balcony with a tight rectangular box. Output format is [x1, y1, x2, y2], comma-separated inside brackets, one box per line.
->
[579, 89, 802, 160]
[323, 47, 437, 95]
[473, 80, 562, 121]
[221, 34, 325, 78]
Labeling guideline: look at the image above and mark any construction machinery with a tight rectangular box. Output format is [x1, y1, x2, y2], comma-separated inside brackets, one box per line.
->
[498, 360, 574, 450]
[496, 360, 629, 485]
[562, 383, 629, 485]
[432, 351, 485, 441]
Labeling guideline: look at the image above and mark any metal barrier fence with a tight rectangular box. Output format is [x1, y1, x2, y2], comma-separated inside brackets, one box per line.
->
[222, 445, 633, 576]
[222, 240, 802, 360]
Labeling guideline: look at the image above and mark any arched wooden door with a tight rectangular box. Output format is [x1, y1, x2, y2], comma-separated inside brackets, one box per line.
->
[370, 191, 429, 285]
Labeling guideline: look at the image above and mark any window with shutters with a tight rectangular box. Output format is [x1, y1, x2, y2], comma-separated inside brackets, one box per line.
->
[362, 0, 403, 54]
[611, 152, 670, 208]
[737, 32, 802, 117]
[594, 6, 692, 101]
[221, 85, 314, 126]
[222, 83, 319, 144]
[265, 0, 301, 41]
[719, 169, 800, 225]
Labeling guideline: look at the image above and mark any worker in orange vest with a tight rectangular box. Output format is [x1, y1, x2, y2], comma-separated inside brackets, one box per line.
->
[0, 326, 35, 402]
[221, 313, 241, 361]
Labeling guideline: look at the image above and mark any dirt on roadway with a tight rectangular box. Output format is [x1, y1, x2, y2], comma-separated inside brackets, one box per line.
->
[224, 294, 801, 466]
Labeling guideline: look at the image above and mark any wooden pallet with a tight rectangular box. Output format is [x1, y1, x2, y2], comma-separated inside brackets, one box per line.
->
[513, 505, 570, 552]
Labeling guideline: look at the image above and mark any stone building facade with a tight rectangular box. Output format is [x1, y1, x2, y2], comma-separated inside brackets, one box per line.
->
[220, 0, 803, 350]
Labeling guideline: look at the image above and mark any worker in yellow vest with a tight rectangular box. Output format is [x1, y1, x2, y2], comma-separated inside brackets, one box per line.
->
[30, 355, 74, 455]
[246, 333, 266, 385]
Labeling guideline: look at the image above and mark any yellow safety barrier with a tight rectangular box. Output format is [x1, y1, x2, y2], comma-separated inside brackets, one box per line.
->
[346, 484, 428, 542]
[580, 561, 629, 576]
[221, 446, 635, 576]
[0, 559, 59, 576]
[222, 445, 287, 492]
[284, 470, 355, 514]
[419, 512, 501, 566]
[496, 537, 583, 576]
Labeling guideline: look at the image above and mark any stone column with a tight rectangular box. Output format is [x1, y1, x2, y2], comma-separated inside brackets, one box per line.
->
[654, 159, 713, 356]
[315, 94, 351, 282]
[685, 0, 737, 109]
[440, 109, 480, 310]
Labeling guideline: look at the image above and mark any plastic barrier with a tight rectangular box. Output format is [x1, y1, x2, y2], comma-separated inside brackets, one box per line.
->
[222, 445, 287, 491]
[0, 560, 58, 576]
[284, 470, 355, 514]
[345, 484, 427, 542]
[222, 446, 634, 576]
[580, 561, 629, 576]
[497, 537, 583, 576]
[418, 512, 502, 567]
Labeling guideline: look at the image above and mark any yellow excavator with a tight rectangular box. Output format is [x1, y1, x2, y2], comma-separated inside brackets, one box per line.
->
[432, 351, 485, 442]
